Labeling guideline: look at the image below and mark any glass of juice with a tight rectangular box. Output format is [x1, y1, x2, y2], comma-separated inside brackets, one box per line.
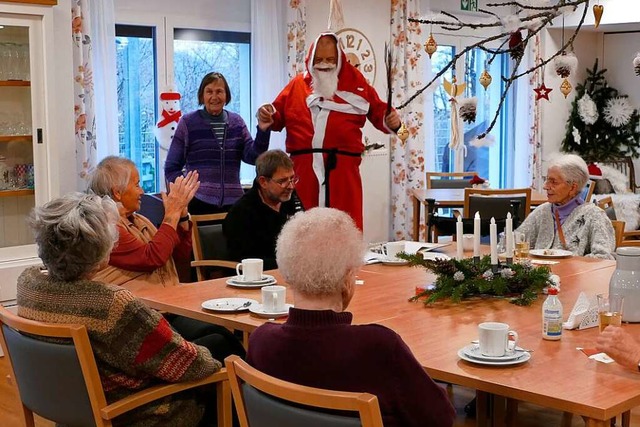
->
[597, 294, 624, 333]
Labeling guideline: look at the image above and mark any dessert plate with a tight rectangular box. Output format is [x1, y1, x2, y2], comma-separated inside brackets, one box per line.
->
[530, 249, 573, 258]
[461, 344, 524, 362]
[201, 298, 258, 312]
[226, 274, 276, 288]
[458, 347, 531, 366]
[249, 303, 293, 319]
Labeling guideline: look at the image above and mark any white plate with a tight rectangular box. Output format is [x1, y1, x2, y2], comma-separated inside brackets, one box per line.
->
[381, 258, 409, 266]
[226, 275, 277, 289]
[249, 303, 293, 318]
[461, 344, 524, 362]
[458, 347, 531, 366]
[201, 298, 258, 312]
[530, 249, 573, 259]
[229, 274, 275, 284]
[421, 252, 451, 261]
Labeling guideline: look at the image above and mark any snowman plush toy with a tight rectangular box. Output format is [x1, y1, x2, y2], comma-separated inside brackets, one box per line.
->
[154, 88, 182, 151]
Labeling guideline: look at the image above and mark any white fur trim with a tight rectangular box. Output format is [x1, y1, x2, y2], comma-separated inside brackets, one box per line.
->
[598, 165, 630, 194]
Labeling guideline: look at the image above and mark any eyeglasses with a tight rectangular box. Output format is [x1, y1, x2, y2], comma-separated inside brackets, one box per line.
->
[543, 177, 570, 187]
[268, 175, 300, 188]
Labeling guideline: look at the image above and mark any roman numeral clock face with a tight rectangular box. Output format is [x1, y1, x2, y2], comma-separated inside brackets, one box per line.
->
[336, 28, 377, 85]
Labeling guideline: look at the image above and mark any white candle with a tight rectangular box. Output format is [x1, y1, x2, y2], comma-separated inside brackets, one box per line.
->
[456, 215, 463, 259]
[490, 217, 498, 265]
[505, 212, 513, 259]
[473, 212, 481, 258]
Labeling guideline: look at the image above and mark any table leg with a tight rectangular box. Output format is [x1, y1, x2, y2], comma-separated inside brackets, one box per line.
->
[476, 391, 490, 427]
[412, 195, 420, 241]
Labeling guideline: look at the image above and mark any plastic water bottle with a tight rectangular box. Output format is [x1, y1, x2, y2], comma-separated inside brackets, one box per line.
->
[542, 287, 563, 340]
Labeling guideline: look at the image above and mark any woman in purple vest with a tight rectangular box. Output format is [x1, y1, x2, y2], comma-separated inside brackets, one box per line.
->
[165, 72, 271, 214]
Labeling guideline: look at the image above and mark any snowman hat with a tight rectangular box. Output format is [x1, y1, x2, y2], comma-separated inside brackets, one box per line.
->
[160, 85, 181, 100]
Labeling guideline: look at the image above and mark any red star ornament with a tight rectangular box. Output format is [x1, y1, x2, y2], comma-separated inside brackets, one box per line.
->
[534, 82, 553, 101]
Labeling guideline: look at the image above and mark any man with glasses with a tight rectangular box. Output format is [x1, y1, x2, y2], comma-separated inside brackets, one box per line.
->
[223, 150, 304, 269]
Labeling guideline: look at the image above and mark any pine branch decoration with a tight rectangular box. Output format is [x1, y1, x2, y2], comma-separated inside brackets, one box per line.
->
[400, 253, 553, 307]
[561, 59, 640, 161]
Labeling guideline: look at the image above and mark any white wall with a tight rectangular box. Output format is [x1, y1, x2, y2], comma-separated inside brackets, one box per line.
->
[114, 0, 251, 26]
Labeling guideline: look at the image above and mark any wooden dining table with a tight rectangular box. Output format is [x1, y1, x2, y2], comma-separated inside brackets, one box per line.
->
[411, 188, 549, 241]
[133, 252, 639, 427]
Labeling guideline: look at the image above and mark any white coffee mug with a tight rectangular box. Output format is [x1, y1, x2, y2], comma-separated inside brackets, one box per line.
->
[383, 241, 405, 260]
[478, 322, 518, 357]
[261, 285, 286, 313]
[462, 234, 474, 251]
[235, 258, 263, 282]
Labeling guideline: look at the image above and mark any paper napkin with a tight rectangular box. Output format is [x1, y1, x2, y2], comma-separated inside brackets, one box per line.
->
[563, 292, 599, 330]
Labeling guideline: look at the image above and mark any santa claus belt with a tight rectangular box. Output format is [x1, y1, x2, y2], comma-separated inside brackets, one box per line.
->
[289, 148, 361, 208]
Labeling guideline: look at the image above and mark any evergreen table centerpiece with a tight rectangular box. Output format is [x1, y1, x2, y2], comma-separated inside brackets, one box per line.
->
[400, 253, 557, 306]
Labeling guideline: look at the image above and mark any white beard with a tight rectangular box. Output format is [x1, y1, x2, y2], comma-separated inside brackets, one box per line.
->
[311, 66, 339, 100]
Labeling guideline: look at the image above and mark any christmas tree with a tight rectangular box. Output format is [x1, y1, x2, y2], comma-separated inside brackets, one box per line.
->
[561, 59, 640, 161]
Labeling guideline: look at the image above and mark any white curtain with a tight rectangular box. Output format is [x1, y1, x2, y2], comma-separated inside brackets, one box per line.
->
[251, 0, 287, 150]
[285, 0, 306, 80]
[389, 0, 425, 240]
[72, 0, 118, 189]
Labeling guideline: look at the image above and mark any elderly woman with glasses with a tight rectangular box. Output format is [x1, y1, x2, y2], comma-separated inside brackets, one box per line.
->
[165, 72, 271, 215]
[17, 193, 221, 426]
[223, 149, 304, 270]
[516, 153, 615, 259]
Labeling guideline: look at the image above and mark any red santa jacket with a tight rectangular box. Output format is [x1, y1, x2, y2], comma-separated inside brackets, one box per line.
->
[270, 32, 391, 230]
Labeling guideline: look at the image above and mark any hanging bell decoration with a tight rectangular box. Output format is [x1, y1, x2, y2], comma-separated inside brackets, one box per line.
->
[593, 4, 604, 29]
[479, 70, 492, 90]
[424, 33, 438, 58]
[396, 123, 409, 142]
[560, 78, 572, 98]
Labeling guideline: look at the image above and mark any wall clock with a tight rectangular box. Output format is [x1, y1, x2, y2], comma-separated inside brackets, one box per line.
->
[336, 28, 377, 86]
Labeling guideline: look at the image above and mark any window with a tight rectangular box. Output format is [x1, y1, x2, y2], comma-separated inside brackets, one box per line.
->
[425, 35, 512, 188]
[115, 25, 158, 193]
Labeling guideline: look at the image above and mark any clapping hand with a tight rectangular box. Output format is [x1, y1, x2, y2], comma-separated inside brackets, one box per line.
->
[162, 171, 200, 227]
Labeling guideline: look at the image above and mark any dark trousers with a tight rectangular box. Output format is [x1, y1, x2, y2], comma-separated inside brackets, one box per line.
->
[167, 314, 246, 361]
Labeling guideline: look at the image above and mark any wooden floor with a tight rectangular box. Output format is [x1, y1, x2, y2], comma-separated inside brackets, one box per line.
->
[0, 353, 638, 426]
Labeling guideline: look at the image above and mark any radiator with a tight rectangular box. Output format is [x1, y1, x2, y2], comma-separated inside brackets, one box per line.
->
[360, 148, 390, 243]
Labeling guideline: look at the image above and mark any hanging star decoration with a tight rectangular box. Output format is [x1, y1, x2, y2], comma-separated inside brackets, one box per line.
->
[534, 83, 553, 101]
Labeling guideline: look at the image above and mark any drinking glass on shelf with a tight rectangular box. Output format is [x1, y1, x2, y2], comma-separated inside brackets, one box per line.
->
[597, 294, 624, 333]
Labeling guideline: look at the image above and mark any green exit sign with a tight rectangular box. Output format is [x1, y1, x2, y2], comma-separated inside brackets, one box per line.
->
[461, 0, 478, 11]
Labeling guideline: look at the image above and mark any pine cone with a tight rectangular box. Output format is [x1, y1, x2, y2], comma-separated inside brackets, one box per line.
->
[508, 31, 524, 61]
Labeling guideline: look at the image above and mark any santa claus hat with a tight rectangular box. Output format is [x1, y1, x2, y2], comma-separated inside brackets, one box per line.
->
[160, 84, 181, 100]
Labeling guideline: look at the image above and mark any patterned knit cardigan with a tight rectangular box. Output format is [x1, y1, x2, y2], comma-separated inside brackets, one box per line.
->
[517, 202, 615, 260]
[17, 267, 221, 427]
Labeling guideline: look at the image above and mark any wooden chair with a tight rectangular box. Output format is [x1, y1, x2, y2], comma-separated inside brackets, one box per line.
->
[611, 220, 626, 249]
[426, 171, 478, 189]
[597, 157, 640, 193]
[0, 305, 232, 427]
[581, 179, 596, 203]
[191, 213, 237, 281]
[463, 188, 532, 221]
[596, 196, 640, 244]
[225, 355, 384, 427]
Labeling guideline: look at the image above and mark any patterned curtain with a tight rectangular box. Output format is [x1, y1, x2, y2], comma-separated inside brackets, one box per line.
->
[286, 0, 307, 80]
[390, 0, 425, 240]
[529, 34, 543, 190]
[72, 0, 96, 185]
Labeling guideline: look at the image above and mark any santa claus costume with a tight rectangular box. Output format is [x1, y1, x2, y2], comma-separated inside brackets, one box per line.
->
[269, 32, 392, 230]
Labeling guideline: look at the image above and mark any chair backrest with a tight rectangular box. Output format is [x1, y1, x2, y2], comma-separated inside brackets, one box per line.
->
[463, 188, 532, 224]
[225, 355, 384, 427]
[191, 213, 236, 281]
[598, 157, 638, 192]
[611, 220, 626, 248]
[137, 193, 164, 228]
[581, 179, 596, 203]
[426, 172, 478, 189]
[597, 196, 617, 220]
[0, 305, 109, 427]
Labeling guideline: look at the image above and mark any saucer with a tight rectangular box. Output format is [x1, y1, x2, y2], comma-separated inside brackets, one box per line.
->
[462, 344, 524, 362]
[201, 298, 258, 312]
[458, 347, 531, 366]
[249, 303, 293, 319]
[381, 257, 409, 266]
[226, 275, 276, 289]
[229, 274, 274, 284]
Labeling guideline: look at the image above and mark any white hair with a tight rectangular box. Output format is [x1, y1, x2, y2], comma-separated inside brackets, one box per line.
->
[548, 153, 589, 190]
[276, 208, 365, 296]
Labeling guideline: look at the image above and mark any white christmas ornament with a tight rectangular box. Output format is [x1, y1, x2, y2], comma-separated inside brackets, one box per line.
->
[554, 52, 578, 78]
[634, 53, 640, 76]
[577, 94, 598, 125]
[154, 86, 182, 151]
[603, 97, 634, 128]
[572, 127, 581, 145]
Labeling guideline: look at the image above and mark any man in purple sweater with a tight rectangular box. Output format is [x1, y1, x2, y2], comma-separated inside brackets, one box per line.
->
[246, 208, 455, 427]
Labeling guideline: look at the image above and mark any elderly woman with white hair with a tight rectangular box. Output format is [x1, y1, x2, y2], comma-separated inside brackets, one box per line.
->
[16, 193, 220, 426]
[246, 208, 455, 427]
[517, 153, 615, 259]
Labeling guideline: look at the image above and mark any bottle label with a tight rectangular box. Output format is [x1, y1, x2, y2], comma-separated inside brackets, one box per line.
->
[544, 320, 562, 336]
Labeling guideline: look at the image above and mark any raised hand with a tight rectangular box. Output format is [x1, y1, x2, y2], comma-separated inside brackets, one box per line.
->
[257, 104, 275, 131]
[162, 171, 200, 228]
